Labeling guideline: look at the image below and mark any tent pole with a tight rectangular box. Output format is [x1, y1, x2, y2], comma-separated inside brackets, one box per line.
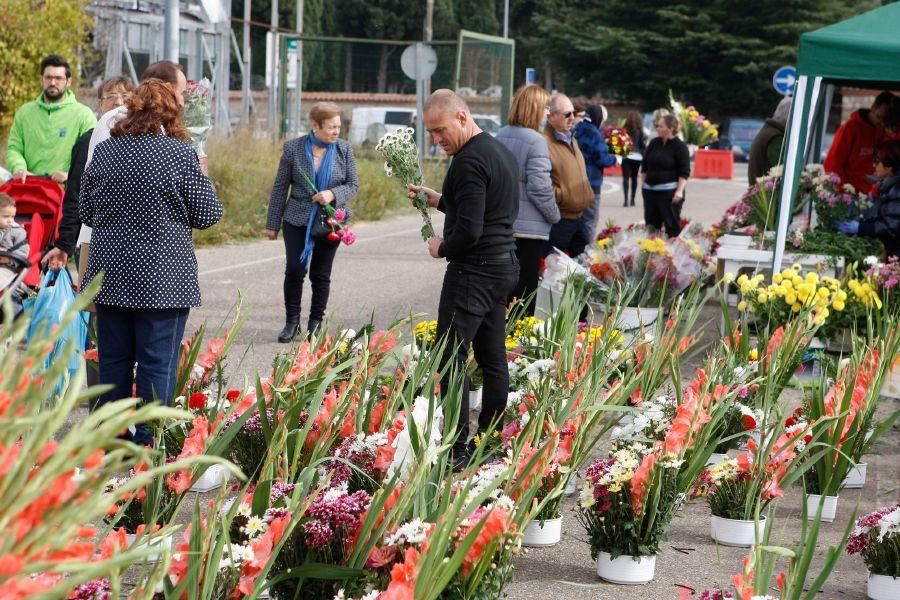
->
[773, 76, 817, 272]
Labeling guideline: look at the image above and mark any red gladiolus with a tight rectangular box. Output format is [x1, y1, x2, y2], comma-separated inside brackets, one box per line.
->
[188, 392, 207, 410]
[460, 508, 512, 576]
[742, 414, 757, 430]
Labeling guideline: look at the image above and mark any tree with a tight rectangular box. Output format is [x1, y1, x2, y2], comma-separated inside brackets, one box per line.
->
[0, 0, 93, 134]
[530, 0, 878, 116]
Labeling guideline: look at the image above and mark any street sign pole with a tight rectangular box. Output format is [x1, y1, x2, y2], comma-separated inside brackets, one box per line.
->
[416, 44, 425, 163]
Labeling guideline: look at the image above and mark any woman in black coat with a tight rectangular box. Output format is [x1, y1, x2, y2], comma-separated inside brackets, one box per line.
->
[641, 114, 691, 237]
[266, 102, 359, 342]
[79, 79, 222, 445]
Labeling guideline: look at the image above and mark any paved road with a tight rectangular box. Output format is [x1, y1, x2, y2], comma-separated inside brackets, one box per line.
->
[192, 162, 895, 599]
[193, 164, 749, 376]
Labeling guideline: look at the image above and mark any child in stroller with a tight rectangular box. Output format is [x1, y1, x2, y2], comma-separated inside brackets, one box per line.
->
[0, 193, 31, 318]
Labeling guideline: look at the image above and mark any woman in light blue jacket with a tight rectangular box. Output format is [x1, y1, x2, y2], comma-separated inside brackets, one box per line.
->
[496, 85, 560, 314]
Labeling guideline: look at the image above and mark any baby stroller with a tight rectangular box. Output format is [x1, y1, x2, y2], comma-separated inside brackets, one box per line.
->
[0, 250, 31, 320]
[0, 176, 65, 287]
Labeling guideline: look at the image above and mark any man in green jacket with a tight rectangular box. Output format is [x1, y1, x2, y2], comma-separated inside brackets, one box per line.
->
[6, 55, 97, 184]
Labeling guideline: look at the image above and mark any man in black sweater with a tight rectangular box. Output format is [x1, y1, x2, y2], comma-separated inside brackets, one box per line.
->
[409, 89, 519, 467]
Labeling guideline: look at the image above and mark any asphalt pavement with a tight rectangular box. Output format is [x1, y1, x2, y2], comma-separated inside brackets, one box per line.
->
[190, 161, 897, 599]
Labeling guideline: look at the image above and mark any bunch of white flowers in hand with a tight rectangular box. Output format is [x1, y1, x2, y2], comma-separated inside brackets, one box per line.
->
[376, 128, 435, 241]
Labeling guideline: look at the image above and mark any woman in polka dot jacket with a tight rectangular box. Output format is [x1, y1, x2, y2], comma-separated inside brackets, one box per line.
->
[266, 101, 359, 343]
[79, 79, 222, 446]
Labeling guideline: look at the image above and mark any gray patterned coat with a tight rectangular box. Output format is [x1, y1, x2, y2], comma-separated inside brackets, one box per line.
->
[266, 136, 359, 231]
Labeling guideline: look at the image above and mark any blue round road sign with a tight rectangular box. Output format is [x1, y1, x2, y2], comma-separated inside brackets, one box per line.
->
[773, 66, 797, 96]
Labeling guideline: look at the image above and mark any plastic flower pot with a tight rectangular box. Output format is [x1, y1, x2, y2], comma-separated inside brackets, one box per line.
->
[564, 472, 579, 496]
[596, 552, 656, 584]
[190, 464, 230, 493]
[805, 494, 839, 522]
[125, 533, 173, 563]
[522, 517, 562, 547]
[867, 573, 900, 600]
[706, 452, 729, 467]
[710, 514, 766, 547]
[616, 306, 660, 331]
[842, 463, 867, 489]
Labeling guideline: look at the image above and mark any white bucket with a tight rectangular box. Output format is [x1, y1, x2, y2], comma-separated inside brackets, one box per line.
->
[125, 533, 172, 563]
[190, 464, 231, 493]
[706, 453, 729, 467]
[616, 306, 660, 331]
[564, 472, 579, 496]
[805, 494, 839, 522]
[867, 573, 900, 600]
[596, 552, 656, 584]
[468, 387, 483, 412]
[842, 463, 867, 489]
[522, 517, 562, 547]
[710, 515, 766, 547]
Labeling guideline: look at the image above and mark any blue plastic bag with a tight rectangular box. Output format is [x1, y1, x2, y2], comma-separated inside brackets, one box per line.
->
[25, 269, 87, 393]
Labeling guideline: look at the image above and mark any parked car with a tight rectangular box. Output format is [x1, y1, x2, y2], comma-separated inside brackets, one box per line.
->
[717, 118, 765, 161]
[348, 107, 415, 146]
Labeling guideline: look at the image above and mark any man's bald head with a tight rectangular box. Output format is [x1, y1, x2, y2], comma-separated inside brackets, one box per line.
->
[424, 89, 471, 117]
[423, 89, 481, 155]
[548, 93, 575, 134]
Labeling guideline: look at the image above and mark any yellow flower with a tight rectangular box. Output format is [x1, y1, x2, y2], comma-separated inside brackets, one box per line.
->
[749, 348, 759, 361]
[737, 300, 747, 311]
[757, 292, 768, 303]
[792, 302, 801, 312]
[597, 237, 612, 248]
[832, 300, 845, 311]
[723, 272, 735, 283]
[773, 273, 783, 284]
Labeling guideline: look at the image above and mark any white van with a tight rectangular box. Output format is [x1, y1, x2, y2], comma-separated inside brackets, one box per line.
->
[348, 107, 415, 146]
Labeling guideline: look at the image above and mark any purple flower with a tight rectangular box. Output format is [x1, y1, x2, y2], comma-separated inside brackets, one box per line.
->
[68, 579, 111, 600]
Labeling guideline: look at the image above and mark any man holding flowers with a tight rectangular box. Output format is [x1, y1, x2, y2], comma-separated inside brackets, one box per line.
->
[408, 89, 520, 467]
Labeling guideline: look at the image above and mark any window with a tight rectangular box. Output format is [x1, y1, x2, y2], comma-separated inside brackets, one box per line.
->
[385, 111, 413, 126]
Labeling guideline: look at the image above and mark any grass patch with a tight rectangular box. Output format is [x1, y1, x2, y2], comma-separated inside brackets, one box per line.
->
[198, 131, 449, 246]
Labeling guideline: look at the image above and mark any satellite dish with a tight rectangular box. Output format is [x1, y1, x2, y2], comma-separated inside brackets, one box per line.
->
[366, 122, 388, 147]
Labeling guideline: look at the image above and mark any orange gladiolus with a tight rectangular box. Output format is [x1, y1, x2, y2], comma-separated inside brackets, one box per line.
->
[382, 546, 420, 600]
[631, 454, 656, 516]
[460, 508, 511, 576]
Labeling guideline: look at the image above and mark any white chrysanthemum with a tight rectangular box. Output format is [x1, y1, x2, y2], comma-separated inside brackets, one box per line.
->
[864, 255, 879, 266]
[877, 507, 900, 542]
[578, 485, 595, 509]
[242, 516, 267, 537]
[237, 502, 252, 517]
[385, 518, 430, 546]
[323, 482, 349, 503]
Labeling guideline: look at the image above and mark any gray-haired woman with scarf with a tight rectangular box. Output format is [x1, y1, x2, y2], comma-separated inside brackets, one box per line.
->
[266, 102, 359, 342]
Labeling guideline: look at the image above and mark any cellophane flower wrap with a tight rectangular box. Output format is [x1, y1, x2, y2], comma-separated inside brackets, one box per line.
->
[603, 126, 634, 156]
[376, 127, 435, 241]
[578, 224, 712, 307]
[846, 504, 900, 577]
[183, 78, 212, 158]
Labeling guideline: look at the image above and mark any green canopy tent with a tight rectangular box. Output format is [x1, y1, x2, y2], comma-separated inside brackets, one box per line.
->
[773, 2, 900, 270]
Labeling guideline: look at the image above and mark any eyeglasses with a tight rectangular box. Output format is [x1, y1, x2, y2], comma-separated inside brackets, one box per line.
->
[101, 93, 132, 102]
[563, 111, 575, 118]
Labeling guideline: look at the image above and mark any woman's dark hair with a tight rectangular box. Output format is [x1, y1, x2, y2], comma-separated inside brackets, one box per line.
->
[874, 140, 900, 171]
[40, 54, 71, 78]
[624, 110, 643, 137]
[140, 61, 183, 86]
[111, 79, 188, 142]
[97, 75, 135, 100]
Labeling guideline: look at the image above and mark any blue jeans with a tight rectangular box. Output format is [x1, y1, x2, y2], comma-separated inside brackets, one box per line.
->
[549, 217, 589, 257]
[94, 305, 190, 445]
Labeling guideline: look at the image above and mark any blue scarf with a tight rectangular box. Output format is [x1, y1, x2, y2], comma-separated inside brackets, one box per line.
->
[299, 131, 337, 265]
